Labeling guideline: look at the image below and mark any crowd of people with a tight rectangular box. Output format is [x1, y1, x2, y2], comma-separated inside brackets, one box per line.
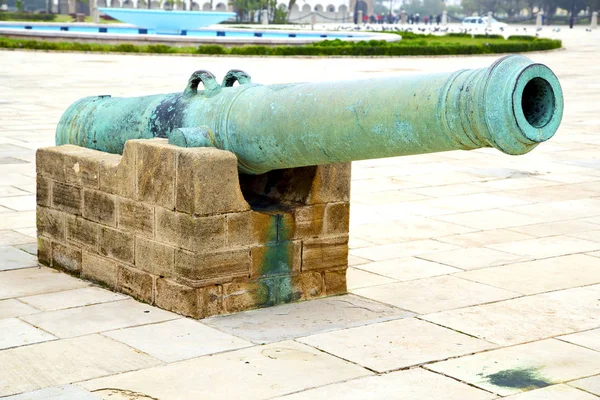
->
[363, 13, 443, 25]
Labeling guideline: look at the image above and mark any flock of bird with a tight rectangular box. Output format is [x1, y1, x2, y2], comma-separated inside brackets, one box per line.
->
[307, 24, 593, 37]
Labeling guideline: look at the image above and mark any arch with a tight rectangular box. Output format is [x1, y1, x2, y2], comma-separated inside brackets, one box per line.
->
[301, 3, 310, 12]
[123, 0, 133, 7]
[314, 4, 323, 11]
[150, 0, 160, 8]
[326, 4, 334, 12]
[215, 2, 226, 10]
[191, 1, 199, 9]
[338, 4, 347, 12]
[96, 0, 106, 6]
[353, 0, 367, 22]
[277, 3, 286, 10]
[201, 2, 211, 9]
[291, 3, 299, 11]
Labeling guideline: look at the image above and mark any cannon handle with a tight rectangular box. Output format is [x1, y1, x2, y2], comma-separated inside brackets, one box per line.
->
[184, 70, 222, 98]
[222, 70, 252, 87]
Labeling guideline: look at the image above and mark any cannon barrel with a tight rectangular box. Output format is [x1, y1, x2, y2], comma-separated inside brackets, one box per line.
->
[56, 55, 563, 175]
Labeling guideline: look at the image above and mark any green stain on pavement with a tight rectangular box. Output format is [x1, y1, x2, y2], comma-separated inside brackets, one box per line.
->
[485, 368, 551, 390]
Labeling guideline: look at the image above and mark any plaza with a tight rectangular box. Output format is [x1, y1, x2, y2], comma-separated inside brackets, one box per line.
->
[0, 26, 599, 399]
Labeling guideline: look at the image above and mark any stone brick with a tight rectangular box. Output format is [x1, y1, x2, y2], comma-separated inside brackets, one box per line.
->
[36, 176, 51, 207]
[306, 163, 351, 204]
[117, 197, 153, 238]
[324, 269, 347, 296]
[291, 271, 324, 301]
[99, 141, 135, 198]
[222, 280, 267, 314]
[37, 237, 52, 266]
[51, 242, 82, 273]
[155, 278, 199, 318]
[52, 182, 82, 215]
[37, 206, 66, 242]
[250, 241, 301, 278]
[99, 227, 134, 264]
[135, 237, 174, 277]
[36, 147, 66, 181]
[198, 285, 222, 318]
[82, 252, 117, 289]
[323, 202, 350, 236]
[117, 265, 154, 303]
[302, 236, 349, 271]
[175, 248, 250, 285]
[63, 149, 101, 189]
[136, 140, 176, 209]
[66, 215, 98, 251]
[176, 147, 249, 216]
[227, 211, 278, 247]
[83, 189, 116, 226]
[156, 208, 225, 252]
[292, 205, 325, 239]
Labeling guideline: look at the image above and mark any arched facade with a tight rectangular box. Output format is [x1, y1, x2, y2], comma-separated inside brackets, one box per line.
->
[285, 0, 360, 23]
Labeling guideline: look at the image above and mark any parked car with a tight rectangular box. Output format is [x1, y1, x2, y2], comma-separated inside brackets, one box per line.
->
[462, 16, 508, 29]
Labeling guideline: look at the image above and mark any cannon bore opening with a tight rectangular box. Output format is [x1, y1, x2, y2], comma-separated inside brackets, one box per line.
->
[521, 77, 555, 128]
[239, 166, 318, 211]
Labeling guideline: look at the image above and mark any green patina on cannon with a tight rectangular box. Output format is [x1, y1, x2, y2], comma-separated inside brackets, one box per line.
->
[56, 55, 563, 175]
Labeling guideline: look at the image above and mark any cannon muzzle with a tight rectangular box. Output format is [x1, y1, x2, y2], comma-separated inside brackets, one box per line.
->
[56, 55, 563, 175]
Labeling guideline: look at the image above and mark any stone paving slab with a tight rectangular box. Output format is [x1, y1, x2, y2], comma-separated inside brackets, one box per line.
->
[19, 287, 128, 312]
[0, 246, 38, 271]
[346, 267, 397, 290]
[298, 318, 495, 372]
[103, 318, 253, 363]
[418, 247, 531, 270]
[0, 267, 89, 300]
[273, 368, 496, 400]
[569, 376, 600, 397]
[352, 257, 460, 281]
[0, 334, 160, 397]
[79, 341, 371, 400]
[455, 254, 600, 295]
[204, 294, 413, 344]
[0, 299, 39, 319]
[0, 318, 56, 350]
[352, 275, 519, 314]
[21, 299, 180, 338]
[3, 385, 101, 400]
[426, 339, 600, 396]
[503, 384, 598, 399]
[424, 286, 600, 346]
[557, 329, 600, 352]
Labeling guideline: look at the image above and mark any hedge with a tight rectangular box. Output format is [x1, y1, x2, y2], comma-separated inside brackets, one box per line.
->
[0, 12, 55, 21]
[0, 35, 562, 56]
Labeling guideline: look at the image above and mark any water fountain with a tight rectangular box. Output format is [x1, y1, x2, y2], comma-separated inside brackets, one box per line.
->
[99, 7, 236, 34]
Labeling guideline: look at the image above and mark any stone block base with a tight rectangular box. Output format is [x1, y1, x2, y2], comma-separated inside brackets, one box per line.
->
[36, 139, 351, 318]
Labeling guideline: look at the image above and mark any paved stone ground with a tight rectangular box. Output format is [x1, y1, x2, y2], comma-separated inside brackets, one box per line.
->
[0, 26, 599, 399]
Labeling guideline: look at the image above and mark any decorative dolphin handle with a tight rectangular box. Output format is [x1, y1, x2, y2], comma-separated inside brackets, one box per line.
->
[56, 55, 563, 175]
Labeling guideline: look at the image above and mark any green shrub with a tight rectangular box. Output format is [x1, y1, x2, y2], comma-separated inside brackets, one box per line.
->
[507, 35, 536, 41]
[0, 12, 55, 21]
[145, 44, 174, 53]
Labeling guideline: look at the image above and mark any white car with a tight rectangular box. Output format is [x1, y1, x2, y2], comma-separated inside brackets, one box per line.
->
[462, 16, 508, 29]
